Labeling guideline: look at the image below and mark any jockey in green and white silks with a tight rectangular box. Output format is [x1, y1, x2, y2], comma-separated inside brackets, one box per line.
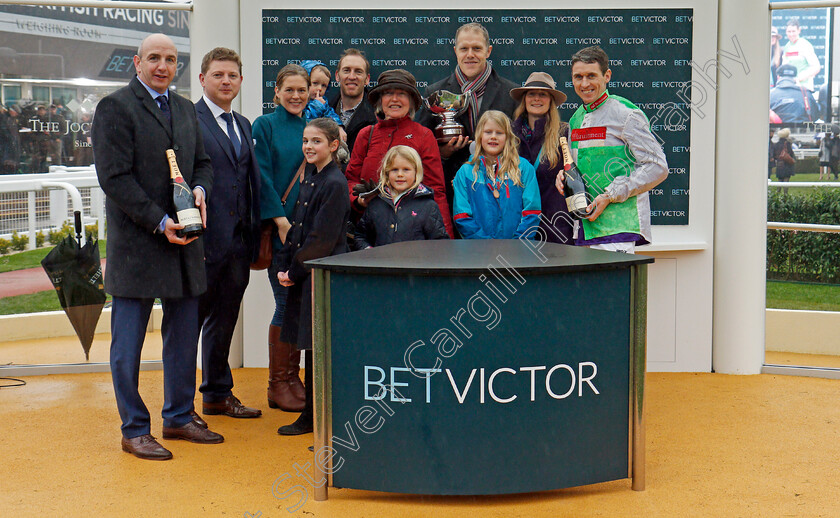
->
[568, 90, 669, 246]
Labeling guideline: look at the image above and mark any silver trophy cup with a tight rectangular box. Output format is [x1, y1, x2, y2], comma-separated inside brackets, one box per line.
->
[424, 90, 470, 143]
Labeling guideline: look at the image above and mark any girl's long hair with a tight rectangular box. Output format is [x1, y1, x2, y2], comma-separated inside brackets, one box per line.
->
[378, 145, 424, 196]
[469, 110, 522, 187]
[513, 96, 562, 169]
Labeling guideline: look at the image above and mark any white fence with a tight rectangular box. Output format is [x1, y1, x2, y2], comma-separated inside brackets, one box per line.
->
[0, 166, 105, 249]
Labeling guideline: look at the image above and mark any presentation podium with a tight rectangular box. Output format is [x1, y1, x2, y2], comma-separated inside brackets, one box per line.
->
[306, 240, 651, 499]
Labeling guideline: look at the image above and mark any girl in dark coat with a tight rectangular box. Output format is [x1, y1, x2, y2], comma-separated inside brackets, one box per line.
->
[353, 145, 449, 249]
[510, 72, 574, 244]
[276, 118, 350, 435]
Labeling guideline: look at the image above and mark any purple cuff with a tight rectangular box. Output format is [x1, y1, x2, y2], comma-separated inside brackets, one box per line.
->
[576, 232, 647, 247]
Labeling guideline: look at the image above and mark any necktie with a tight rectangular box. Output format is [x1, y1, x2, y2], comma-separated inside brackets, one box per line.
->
[220, 112, 241, 157]
[157, 95, 171, 125]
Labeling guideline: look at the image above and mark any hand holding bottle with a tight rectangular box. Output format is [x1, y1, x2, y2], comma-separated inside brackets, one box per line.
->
[163, 218, 199, 245]
[193, 186, 207, 228]
[555, 169, 565, 192]
[557, 137, 594, 219]
[166, 149, 204, 239]
[585, 193, 611, 222]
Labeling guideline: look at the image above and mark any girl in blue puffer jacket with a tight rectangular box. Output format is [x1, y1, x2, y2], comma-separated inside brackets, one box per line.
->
[452, 110, 541, 239]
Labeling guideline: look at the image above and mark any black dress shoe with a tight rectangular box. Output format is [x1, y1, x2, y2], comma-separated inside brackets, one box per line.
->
[162, 421, 224, 444]
[121, 434, 173, 460]
[190, 410, 208, 429]
[203, 395, 262, 418]
[277, 415, 313, 436]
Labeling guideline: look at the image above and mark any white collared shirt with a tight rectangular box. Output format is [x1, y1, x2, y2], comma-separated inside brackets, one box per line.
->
[202, 94, 242, 143]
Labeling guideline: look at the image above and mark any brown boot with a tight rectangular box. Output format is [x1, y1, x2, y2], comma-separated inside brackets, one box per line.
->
[267, 325, 305, 412]
[287, 349, 306, 402]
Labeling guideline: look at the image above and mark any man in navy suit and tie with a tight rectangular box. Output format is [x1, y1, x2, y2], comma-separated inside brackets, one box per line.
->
[195, 48, 262, 420]
[92, 33, 222, 460]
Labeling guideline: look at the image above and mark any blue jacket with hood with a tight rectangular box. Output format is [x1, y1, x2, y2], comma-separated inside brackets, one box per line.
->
[300, 60, 343, 126]
[453, 155, 541, 240]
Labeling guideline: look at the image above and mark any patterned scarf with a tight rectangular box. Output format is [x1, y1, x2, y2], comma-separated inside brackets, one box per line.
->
[455, 63, 493, 134]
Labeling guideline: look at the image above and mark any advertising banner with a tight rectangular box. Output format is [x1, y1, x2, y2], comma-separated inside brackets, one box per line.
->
[262, 8, 693, 225]
[327, 267, 631, 494]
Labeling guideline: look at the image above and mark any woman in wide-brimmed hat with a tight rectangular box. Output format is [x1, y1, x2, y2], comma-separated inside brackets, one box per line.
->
[345, 69, 453, 236]
[510, 72, 573, 244]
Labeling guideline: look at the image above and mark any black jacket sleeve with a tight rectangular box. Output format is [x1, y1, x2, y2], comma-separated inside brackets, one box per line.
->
[353, 208, 375, 250]
[423, 200, 450, 240]
[287, 177, 350, 283]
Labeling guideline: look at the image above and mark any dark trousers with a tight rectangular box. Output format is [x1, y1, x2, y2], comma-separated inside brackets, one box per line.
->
[198, 248, 251, 402]
[110, 295, 199, 438]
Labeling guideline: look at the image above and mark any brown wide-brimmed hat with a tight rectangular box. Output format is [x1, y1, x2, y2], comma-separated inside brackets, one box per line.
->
[368, 69, 422, 108]
[510, 72, 567, 105]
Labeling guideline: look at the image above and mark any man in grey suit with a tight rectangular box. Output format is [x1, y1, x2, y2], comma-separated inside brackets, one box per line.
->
[194, 48, 262, 419]
[92, 33, 221, 460]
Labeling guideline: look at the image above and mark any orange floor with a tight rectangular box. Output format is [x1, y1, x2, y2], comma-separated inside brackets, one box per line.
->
[2, 364, 839, 517]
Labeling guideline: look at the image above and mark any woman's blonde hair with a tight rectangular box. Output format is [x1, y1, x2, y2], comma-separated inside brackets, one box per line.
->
[469, 110, 522, 187]
[513, 95, 562, 169]
[378, 145, 424, 195]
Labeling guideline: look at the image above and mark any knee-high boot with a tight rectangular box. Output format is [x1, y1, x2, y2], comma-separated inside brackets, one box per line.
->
[277, 352, 313, 435]
[267, 325, 305, 412]
[287, 348, 305, 401]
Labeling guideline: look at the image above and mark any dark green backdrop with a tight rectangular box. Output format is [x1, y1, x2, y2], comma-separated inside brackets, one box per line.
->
[262, 8, 693, 225]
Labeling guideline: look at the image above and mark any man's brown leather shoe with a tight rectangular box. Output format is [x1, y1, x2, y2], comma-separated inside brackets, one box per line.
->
[121, 434, 173, 460]
[203, 395, 262, 418]
[190, 410, 208, 428]
[162, 421, 224, 444]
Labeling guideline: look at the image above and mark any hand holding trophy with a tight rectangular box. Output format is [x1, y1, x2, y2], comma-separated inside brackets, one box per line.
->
[423, 90, 471, 144]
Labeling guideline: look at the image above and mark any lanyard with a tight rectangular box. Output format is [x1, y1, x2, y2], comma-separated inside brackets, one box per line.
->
[528, 145, 544, 171]
[481, 156, 506, 199]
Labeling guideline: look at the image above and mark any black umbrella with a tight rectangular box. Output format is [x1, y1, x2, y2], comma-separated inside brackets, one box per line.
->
[41, 211, 106, 360]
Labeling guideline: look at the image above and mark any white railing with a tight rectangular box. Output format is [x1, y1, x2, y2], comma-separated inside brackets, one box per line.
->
[0, 166, 104, 249]
[767, 222, 840, 233]
[768, 181, 840, 188]
[793, 148, 819, 160]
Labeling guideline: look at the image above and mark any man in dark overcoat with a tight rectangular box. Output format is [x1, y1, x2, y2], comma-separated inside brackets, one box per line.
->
[194, 47, 262, 419]
[92, 33, 220, 461]
[415, 22, 519, 211]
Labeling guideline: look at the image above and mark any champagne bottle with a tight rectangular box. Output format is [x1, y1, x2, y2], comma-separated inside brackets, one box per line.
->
[166, 149, 203, 238]
[558, 136, 593, 219]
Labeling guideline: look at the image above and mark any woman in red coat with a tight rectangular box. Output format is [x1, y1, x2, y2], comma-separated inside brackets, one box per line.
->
[345, 69, 453, 236]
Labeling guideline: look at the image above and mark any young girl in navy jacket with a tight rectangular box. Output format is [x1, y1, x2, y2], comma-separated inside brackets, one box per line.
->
[353, 145, 449, 249]
[452, 110, 541, 239]
[276, 118, 350, 436]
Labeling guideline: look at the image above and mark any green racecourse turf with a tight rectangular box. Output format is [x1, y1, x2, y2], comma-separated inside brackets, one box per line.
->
[0, 240, 106, 273]
[768, 171, 840, 195]
[766, 280, 840, 312]
[0, 241, 108, 315]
